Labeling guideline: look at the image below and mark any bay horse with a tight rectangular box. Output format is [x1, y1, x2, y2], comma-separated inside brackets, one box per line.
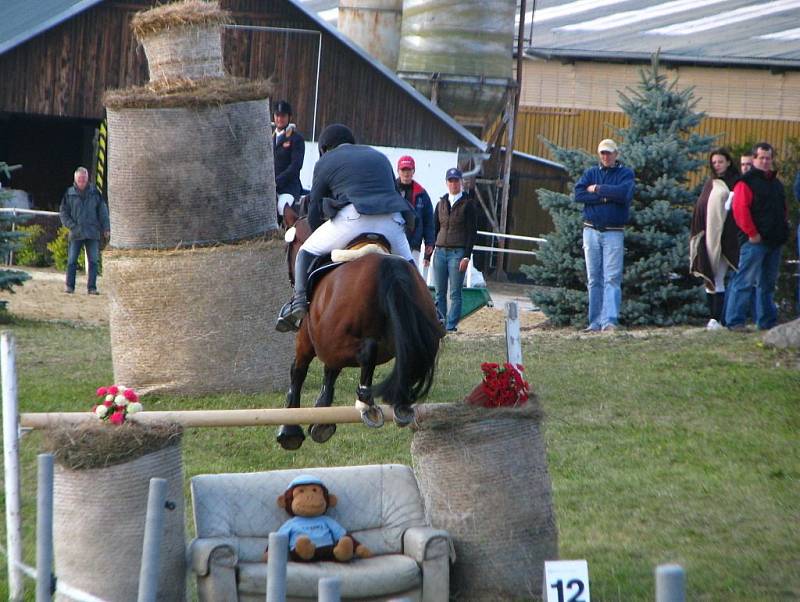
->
[277, 206, 444, 450]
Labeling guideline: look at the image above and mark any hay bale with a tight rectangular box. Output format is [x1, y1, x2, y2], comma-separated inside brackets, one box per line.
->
[48, 424, 185, 602]
[104, 237, 292, 396]
[132, 1, 231, 82]
[104, 76, 274, 110]
[411, 401, 558, 601]
[106, 97, 277, 249]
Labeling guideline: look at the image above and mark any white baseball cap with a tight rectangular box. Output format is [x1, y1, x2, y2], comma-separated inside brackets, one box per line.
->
[597, 139, 618, 153]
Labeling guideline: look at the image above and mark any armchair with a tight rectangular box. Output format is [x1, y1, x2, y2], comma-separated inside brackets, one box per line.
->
[189, 464, 453, 601]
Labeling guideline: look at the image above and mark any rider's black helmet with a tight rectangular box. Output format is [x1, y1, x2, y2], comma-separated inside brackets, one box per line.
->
[318, 124, 355, 155]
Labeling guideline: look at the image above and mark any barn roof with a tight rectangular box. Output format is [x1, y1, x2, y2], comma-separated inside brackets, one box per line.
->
[0, 0, 102, 55]
[524, 0, 800, 69]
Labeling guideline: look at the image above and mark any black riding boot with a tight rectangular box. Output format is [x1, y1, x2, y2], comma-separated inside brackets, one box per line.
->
[276, 249, 317, 332]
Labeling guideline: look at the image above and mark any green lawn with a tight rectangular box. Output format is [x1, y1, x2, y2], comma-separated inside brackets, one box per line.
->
[1, 319, 798, 600]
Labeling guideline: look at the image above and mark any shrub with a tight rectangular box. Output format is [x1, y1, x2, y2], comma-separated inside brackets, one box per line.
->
[15, 224, 51, 266]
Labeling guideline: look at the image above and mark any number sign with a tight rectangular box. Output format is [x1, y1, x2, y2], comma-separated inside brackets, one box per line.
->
[543, 560, 590, 602]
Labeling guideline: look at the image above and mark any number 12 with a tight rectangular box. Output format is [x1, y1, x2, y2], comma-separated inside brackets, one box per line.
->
[550, 578, 586, 602]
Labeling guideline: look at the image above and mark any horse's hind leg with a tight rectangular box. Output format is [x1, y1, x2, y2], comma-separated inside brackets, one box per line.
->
[356, 338, 384, 428]
[277, 333, 315, 451]
[309, 366, 341, 443]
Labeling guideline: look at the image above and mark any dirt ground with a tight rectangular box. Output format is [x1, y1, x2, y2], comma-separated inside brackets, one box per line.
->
[1, 267, 546, 335]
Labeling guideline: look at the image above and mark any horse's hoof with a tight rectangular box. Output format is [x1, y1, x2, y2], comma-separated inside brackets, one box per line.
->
[309, 423, 337, 443]
[393, 404, 415, 427]
[277, 424, 305, 450]
[360, 405, 384, 428]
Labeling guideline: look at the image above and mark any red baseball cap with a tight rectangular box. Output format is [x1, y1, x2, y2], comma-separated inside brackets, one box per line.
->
[397, 155, 415, 170]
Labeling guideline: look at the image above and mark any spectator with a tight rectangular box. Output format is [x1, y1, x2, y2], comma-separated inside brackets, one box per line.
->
[59, 167, 109, 295]
[433, 168, 478, 333]
[740, 153, 754, 174]
[689, 148, 740, 329]
[574, 139, 635, 332]
[395, 155, 434, 270]
[725, 142, 790, 330]
[272, 100, 305, 220]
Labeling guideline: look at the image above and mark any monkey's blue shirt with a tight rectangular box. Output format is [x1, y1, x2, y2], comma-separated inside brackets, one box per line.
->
[277, 515, 347, 550]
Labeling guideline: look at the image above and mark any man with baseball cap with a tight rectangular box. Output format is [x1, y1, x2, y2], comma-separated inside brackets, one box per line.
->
[396, 155, 434, 269]
[272, 100, 305, 220]
[432, 167, 478, 333]
[574, 138, 635, 332]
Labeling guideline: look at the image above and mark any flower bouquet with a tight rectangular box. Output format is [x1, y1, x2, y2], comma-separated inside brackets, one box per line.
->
[465, 362, 530, 408]
[92, 385, 143, 424]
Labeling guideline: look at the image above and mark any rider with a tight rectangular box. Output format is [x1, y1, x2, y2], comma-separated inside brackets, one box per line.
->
[276, 124, 416, 332]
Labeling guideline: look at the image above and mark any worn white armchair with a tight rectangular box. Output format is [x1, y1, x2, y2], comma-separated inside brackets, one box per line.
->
[189, 464, 453, 601]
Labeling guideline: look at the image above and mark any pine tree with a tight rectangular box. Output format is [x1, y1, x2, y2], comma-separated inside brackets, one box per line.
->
[523, 54, 715, 326]
[0, 162, 31, 297]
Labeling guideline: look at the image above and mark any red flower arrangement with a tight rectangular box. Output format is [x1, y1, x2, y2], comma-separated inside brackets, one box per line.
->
[91, 385, 143, 424]
[465, 362, 530, 408]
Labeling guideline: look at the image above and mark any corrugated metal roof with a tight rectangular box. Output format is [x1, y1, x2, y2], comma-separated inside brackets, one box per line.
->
[0, 0, 103, 55]
[526, 0, 800, 68]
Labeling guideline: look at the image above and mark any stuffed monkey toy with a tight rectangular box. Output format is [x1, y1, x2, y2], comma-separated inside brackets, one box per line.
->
[270, 475, 372, 562]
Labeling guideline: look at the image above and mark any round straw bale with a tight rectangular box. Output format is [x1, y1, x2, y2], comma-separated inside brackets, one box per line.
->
[411, 401, 558, 600]
[53, 442, 185, 602]
[104, 237, 292, 396]
[106, 97, 277, 249]
[132, 1, 231, 81]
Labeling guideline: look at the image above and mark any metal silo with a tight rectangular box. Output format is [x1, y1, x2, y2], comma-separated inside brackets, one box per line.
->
[397, 0, 516, 128]
[339, 0, 403, 70]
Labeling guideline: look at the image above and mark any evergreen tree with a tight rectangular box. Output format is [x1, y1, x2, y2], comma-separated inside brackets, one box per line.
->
[523, 55, 715, 326]
[0, 162, 31, 296]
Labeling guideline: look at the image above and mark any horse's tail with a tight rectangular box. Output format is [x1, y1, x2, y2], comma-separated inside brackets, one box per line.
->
[374, 256, 442, 407]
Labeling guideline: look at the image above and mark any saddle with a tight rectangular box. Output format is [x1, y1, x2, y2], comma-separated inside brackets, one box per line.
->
[306, 233, 391, 301]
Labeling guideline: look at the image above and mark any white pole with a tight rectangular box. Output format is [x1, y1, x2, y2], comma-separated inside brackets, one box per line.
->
[266, 532, 288, 602]
[505, 302, 522, 366]
[2, 331, 24, 600]
[317, 577, 341, 602]
[36, 454, 54, 602]
[655, 564, 686, 602]
[138, 478, 167, 602]
[465, 253, 473, 288]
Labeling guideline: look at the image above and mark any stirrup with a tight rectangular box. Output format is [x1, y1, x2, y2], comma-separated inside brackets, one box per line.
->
[275, 301, 301, 332]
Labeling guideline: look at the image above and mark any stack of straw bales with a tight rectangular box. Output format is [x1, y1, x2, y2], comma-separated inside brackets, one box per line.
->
[103, 0, 291, 395]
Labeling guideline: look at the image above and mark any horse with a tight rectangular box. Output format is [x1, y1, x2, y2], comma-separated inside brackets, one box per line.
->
[276, 206, 444, 450]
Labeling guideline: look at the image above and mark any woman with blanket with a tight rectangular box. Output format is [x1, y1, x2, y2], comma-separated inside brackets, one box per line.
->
[689, 148, 740, 329]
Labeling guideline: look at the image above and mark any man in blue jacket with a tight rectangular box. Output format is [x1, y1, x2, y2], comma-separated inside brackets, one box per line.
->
[272, 100, 305, 219]
[395, 155, 434, 269]
[574, 139, 635, 332]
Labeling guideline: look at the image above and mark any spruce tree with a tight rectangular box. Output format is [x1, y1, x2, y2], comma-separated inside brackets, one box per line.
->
[523, 55, 714, 326]
[0, 162, 31, 296]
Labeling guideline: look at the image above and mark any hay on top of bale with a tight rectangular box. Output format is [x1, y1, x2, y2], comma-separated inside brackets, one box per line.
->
[103, 230, 283, 256]
[131, 0, 231, 41]
[104, 76, 275, 110]
[42, 422, 183, 470]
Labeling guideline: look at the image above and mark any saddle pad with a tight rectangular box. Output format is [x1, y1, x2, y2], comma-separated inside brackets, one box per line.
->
[331, 243, 388, 263]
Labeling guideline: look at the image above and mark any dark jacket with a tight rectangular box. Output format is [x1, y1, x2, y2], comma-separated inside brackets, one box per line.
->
[434, 193, 478, 257]
[397, 179, 434, 255]
[59, 184, 110, 241]
[574, 161, 635, 229]
[308, 144, 414, 230]
[734, 168, 789, 247]
[274, 128, 305, 198]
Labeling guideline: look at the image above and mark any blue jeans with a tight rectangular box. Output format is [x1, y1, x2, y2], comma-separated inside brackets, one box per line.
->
[725, 241, 782, 329]
[433, 247, 467, 330]
[583, 228, 624, 330]
[66, 238, 100, 291]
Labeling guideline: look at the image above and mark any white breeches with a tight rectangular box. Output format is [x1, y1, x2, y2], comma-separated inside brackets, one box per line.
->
[301, 204, 414, 260]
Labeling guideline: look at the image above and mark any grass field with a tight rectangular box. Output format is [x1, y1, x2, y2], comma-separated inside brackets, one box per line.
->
[1, 319, 798, 600]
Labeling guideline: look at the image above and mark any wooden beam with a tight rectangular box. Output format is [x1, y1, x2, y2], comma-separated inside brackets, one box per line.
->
[20, 405, 400, 429]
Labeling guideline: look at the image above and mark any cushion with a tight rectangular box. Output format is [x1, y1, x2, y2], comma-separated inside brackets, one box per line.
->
[237, 555, 421, 598]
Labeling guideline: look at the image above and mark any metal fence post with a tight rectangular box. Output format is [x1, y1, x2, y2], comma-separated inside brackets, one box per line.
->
[266, 532, 288, 602]
[2, 331, 24, 600]
[655, 563, 685, 602]
[137, 478, 167, 602]
[317, 577, 341, 602]
[36, 454, 54, 602]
